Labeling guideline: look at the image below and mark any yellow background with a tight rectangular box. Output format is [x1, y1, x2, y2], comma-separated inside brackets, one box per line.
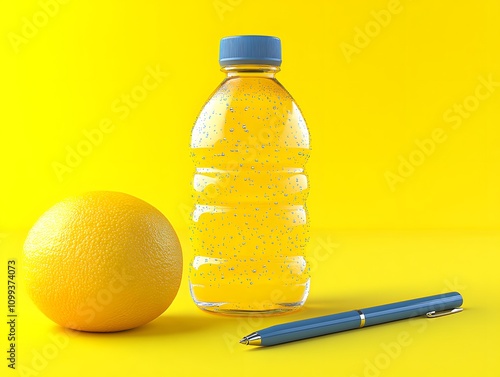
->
[1, 0, 499, 376]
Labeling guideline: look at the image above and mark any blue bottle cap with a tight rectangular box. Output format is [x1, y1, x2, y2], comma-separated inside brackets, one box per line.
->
[219, 35, 282, 67]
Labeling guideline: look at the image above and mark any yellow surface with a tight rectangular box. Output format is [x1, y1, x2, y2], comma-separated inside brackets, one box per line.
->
[2, 229, 500, 376]
[1, 0, 500, 376]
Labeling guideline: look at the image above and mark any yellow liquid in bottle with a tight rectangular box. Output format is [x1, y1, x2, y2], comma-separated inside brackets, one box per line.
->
[189, 71, 310, 315]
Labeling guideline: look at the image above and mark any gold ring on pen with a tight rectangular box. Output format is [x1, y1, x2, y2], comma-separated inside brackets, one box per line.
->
[357, 310, 366, 328]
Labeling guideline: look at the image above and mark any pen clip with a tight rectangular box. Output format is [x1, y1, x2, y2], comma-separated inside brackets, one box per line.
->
[426, 307, 463, 318]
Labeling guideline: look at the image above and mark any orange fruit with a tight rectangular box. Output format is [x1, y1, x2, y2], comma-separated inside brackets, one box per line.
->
[23, 191, 182, 332]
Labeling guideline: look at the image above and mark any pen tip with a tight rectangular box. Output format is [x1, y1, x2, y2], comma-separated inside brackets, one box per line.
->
[239, 333, 261, 346]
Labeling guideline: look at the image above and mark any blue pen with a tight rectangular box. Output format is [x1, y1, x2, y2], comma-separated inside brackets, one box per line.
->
[240, 292, 463, 346]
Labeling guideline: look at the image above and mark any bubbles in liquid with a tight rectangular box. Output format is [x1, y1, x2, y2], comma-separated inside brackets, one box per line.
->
[189, 76, 310, 314]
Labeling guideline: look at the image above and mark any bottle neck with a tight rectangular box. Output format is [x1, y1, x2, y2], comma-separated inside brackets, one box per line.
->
[221, 64, 280, 78]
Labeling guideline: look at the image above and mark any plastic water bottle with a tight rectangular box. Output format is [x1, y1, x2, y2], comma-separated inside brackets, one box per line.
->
[189, 35, 311, 315]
